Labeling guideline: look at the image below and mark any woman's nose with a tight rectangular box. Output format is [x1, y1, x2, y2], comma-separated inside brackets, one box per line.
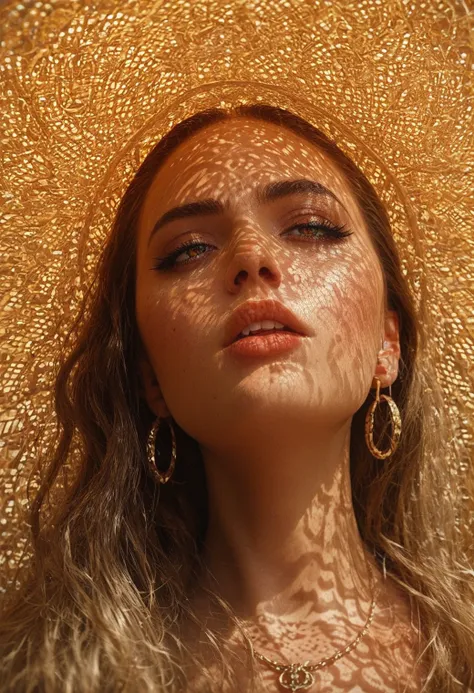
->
[224, 237, 282, 293]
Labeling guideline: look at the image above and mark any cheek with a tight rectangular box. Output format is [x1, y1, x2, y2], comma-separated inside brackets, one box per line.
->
[136, 285, 212, 395]
[307, 253, 384, 398]
[136, 285, 221, 437]
[324, 263, 382, 343]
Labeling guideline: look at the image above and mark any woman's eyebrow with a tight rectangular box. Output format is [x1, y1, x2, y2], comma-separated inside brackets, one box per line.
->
[147, 178, 346, 247]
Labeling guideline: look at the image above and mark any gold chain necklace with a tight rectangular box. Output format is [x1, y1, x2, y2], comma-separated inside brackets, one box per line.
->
[251, 561, 378, 692]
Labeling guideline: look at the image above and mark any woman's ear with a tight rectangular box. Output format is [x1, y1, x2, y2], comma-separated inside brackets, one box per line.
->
[373, 309, 401, 388]
[137, 345, 171, 419]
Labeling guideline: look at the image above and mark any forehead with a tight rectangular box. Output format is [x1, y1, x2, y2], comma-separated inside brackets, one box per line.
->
[139, 117, 364, 229]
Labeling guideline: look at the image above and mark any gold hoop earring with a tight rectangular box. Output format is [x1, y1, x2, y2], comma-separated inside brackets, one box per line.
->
[364, 376, 401, 459]
[146, 417, 176, 484]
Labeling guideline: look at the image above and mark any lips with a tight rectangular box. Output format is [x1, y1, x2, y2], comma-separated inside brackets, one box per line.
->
[223, 299, 311, 347]
[234, 326, 297, 341]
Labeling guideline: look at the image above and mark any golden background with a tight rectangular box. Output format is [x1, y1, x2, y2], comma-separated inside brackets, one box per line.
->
[0, 0, 472, 595]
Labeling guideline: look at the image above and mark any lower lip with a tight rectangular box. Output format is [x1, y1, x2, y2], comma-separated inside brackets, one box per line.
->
[225, 331, 304, 358]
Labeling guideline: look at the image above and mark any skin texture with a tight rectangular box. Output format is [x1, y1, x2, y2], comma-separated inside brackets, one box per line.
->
[135, 118, 424, 691]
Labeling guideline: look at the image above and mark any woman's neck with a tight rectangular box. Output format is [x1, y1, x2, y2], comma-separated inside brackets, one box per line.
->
[196, 419, 379, 622]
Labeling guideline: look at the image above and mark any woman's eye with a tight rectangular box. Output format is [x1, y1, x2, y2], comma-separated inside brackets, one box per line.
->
[151, 220, 353, 272]
[284, 221, 353, 242]
[152, 241, 213, 271]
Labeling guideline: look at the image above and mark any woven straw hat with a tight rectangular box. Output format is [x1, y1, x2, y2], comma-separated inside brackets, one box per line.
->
[0, 0, 472, 603]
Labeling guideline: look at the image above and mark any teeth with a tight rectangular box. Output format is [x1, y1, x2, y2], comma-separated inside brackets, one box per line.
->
[241, 320, 285, 336]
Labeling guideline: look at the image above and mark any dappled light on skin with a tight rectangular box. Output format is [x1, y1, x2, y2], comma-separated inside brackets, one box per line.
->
[134, 117, 420, 692]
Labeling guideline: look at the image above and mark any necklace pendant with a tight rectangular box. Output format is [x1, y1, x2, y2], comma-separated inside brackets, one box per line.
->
[278, 663, 314, 692]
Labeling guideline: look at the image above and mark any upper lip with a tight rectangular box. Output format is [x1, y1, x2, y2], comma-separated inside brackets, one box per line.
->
[223, 299, 312, 346]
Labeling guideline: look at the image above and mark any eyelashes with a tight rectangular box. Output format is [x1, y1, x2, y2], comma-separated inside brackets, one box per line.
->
[151, 219, 353, 271]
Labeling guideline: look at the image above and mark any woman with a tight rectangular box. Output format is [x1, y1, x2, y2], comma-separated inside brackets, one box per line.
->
[1, 104, 473, 693]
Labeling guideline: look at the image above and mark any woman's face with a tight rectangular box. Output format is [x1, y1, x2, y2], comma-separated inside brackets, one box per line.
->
[135, 117, 390, 450]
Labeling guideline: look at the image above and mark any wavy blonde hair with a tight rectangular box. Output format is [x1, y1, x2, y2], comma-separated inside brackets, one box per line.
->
[1, 104, 473, 693]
